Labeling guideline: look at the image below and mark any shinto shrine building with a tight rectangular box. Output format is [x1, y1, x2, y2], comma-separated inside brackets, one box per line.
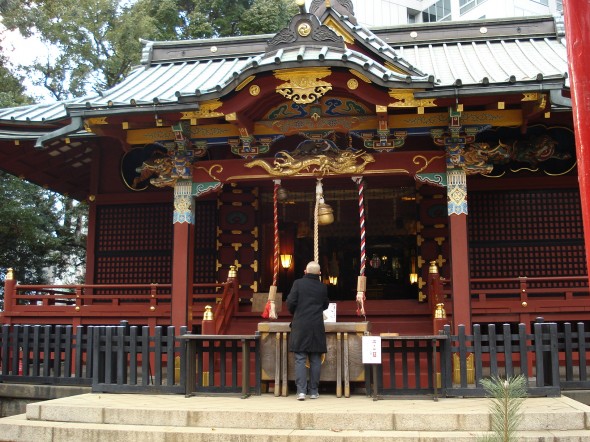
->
[0, 1, 587, 337]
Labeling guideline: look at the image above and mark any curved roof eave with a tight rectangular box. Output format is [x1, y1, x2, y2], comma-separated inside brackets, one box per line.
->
[174, 46, 434, 103]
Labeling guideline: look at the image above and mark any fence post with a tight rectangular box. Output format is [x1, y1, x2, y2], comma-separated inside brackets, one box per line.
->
[441, 324, 453, 389]
[535, 317, 553, 387]
[92, 326, 103, 386]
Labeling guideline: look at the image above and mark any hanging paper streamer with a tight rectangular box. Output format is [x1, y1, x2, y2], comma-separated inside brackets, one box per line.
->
[352, 176, 367, 319]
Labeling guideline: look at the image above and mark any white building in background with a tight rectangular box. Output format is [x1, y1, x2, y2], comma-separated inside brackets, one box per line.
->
[307, 0, 563, 27]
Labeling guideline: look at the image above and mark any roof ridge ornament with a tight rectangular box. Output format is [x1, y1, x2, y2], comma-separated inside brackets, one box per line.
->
[267, 12, 344, 51]
[310, 0, 355, 18]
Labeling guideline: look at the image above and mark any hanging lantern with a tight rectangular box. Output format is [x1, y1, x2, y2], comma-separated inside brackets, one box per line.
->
[280, 254, 293, 269]
[409, 254, 418, 284]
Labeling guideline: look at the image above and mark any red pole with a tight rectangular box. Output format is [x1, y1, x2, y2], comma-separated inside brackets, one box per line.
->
[563, 1, 590, 278]
[3, 268, 16, 320]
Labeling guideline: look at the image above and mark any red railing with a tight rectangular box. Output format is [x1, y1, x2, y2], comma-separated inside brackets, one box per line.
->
[1, 274, 240, 331]
[469, 275, 590, 321]
[2, 272, 588, 329]
[213, 277, 238, 334]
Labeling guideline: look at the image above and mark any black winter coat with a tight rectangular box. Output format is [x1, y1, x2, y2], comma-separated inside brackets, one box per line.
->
[286, 273, 330, 353]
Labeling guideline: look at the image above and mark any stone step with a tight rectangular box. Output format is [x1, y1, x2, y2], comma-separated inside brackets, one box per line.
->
[3, 414, 590, 442]
[1, 393, 590, 441]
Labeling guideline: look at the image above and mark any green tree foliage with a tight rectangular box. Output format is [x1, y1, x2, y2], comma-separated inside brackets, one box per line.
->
[0, 37, 33, 107]
[241, 0, 299, 35]
[137, 0, 298, 39]
[1, 0, 161, 98]
[0, 172, 87, 308]
[1, 0, 298, 99]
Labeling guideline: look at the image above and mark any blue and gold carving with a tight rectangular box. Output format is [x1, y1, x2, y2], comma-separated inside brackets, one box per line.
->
[265, 97, 370, 120]
[416, 173, 446, 187]
[124, 122, 208, 190]
[230, 136, 274, 159]
[470, 125, 576, 177]
[173, 180, 194, 224]
[193, 182, 222, 198]
[447, 169, 467, 216]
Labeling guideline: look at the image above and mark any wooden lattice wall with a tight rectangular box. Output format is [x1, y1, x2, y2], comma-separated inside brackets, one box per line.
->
[416, 184, 449, 302]
[468, 189, 586, 279]
[94, 204, 173, 284]
[216, 187, 260, 297]
[193, 200, 217, 284]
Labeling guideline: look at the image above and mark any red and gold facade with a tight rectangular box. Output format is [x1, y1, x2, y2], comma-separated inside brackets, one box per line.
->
[0, 2, 587, 336]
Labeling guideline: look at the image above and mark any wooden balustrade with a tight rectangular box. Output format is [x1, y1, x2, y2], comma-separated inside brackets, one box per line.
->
[0, 280, 236, 329]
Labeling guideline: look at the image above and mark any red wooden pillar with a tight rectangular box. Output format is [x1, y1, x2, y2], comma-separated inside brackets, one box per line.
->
[449, 213, 471, 334]
[171, 181, 195, 331]
[172, 221, 193, 330]
[85, 143, 100, 285]
[85, 201, 97, 285]
[563, 2, 590, 278]
[3, 268, 15, 322]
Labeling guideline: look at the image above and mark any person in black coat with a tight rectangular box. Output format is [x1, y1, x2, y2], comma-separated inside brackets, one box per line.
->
[286, 261, 330, 400]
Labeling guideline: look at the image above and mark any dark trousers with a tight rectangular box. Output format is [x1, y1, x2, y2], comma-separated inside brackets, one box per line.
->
[294, 351, 322, 395]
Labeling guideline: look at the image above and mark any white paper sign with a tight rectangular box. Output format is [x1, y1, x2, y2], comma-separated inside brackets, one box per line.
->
[362, 336, 382, 364]
[323, 303, 337, 322]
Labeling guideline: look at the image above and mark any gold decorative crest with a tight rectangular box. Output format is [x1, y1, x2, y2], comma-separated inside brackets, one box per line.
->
[274, 68, 333, 104]
[298, 22, 312, 37]
[347, 79, 359, 90]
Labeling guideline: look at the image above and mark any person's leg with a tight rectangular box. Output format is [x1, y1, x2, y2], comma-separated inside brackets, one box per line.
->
[294, 352, 308, 396]
[308, 352, 322, 397]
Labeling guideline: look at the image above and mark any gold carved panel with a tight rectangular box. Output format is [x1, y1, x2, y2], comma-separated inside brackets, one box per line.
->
[274, 68, 333, 105]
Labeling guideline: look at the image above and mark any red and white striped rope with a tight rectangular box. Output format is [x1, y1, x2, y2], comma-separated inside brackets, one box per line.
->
[272, 180, 279, 286]
[355, 177, 366, 276]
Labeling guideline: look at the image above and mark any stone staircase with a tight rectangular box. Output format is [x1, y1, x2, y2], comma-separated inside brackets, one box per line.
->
[1, 393, 590, 441]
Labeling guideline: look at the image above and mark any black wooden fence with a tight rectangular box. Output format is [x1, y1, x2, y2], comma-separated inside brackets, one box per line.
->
[1, 320, 590, 398]
[0, 324, 94, 386]
[442, 322, 561, 397]
[92, 324, 188, 394]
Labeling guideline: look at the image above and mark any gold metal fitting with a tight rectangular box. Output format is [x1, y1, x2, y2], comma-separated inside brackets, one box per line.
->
[429, 261, 439, 274]
[6, 268, 14, 280]
[434, 303, 446, 318]
[150, 306, 156, 311]
[228, 265, 237, 278]
[521, 301, 528, 307]
[203, 305, 214, 321]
